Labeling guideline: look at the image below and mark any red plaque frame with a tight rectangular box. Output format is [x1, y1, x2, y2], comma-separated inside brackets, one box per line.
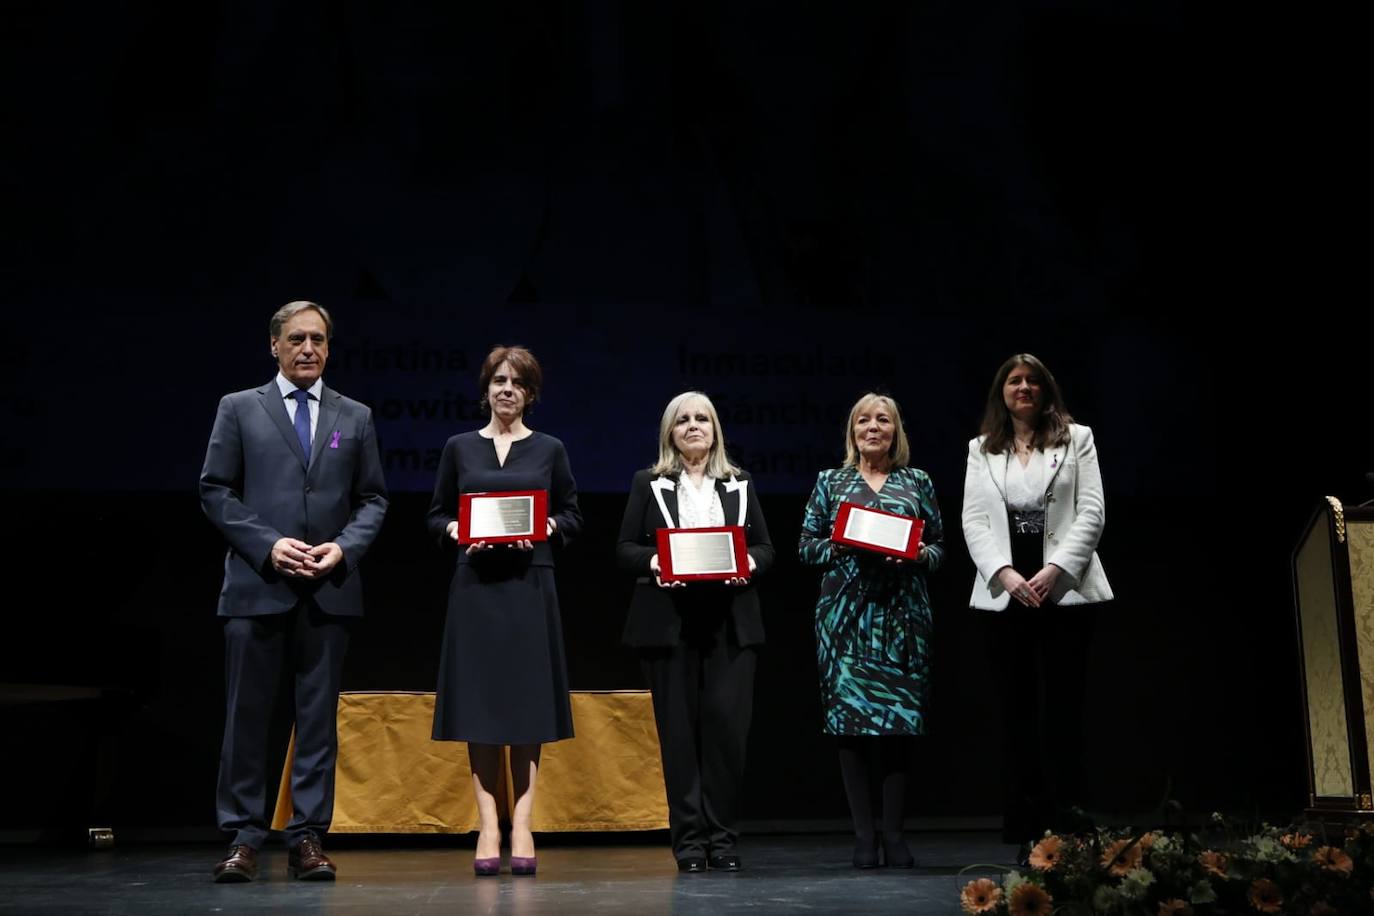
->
[832, 502, 923, 560]
[655, 525, 749, 582]
[457, 490, 549, 544]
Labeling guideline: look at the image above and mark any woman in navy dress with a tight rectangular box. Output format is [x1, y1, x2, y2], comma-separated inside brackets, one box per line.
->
[799, 393, 943, 869]
[428, 345, 582, 876]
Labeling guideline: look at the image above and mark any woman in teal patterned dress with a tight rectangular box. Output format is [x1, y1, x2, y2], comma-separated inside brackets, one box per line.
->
[799, 392, 943, 869]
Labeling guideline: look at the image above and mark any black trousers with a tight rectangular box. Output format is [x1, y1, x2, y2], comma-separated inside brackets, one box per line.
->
[640, 611, 757, 859]
[216, 603, 351, 849]
[984, 528, 1097, 844]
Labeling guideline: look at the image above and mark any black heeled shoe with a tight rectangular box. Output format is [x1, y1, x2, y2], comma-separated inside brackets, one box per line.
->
[852, 835, 880, 869]
[881, 836, 914, 868]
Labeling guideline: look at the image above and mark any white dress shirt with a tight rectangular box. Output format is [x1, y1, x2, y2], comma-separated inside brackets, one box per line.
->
[275, 373, 323, 442]
[677, 473, 725, 529]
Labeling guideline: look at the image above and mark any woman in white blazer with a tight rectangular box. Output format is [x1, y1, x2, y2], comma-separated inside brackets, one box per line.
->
[961, 353, 1112, 854]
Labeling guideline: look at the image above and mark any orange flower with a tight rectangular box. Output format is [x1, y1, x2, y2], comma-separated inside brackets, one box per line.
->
[960, 878, 1002, 914]
[1313, 845, 1354, 875]
[1280, 831, 1313, 849]
[1139, 831, 1161, 851]
[1102, 838, 1143, 876]
[1247, 878, 1283, 914]
[1158, 901, 1193, 916]
[1009, 882, 1053, 916]
[1198, 850, 1228, 877]
[1028, 836, 1063, 871]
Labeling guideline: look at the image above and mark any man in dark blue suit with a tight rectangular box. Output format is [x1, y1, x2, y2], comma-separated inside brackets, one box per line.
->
[200, 301, 388, 882]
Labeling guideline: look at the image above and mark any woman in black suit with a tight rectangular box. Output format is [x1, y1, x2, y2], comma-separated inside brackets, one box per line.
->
[617, 391, 774, 873]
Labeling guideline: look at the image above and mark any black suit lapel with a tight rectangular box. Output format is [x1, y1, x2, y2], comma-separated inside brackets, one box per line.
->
[662, 488, 680, 528]
[650, 477, 679, 528]
[717, 479, 741, 527]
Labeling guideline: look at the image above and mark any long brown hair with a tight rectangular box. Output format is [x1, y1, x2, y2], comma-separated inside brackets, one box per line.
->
[978, 353, 1073, 455]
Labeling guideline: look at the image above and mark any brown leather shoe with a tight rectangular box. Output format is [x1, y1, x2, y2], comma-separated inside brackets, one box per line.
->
[288, 835, 337, 881]
[213, 845, 258, 883]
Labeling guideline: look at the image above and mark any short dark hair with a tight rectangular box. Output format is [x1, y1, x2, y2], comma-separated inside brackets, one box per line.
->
[479, 345, 543, 414]
[979, 353, 1073, 454]
[270, 300, 334, 339]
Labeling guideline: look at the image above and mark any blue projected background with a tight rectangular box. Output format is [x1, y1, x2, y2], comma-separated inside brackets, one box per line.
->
[4, 303, 1174, 495]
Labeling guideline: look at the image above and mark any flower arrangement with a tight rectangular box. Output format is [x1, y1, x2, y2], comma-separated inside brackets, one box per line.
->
[958, 818, 1374, 915]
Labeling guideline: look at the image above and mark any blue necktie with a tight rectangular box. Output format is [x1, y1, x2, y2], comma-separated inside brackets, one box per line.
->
[290, 389, 313, 461]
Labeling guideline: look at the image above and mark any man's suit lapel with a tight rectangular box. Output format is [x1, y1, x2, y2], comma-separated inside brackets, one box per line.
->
[309, 387, 343, 472]
[257, 382, 309, 468]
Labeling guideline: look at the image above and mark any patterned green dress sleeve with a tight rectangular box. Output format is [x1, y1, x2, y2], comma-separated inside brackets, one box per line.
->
[799, 470, 835, 566]
[916, 470, 944, 570]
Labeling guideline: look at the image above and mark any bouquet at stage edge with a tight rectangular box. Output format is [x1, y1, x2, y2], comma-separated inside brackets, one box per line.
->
[957, 817, 1374, 915]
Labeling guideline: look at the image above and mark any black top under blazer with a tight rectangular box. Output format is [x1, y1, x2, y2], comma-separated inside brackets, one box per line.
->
[616, 468, 774, 648]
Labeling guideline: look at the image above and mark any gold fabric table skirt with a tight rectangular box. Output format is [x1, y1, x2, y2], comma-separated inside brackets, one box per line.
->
[272, 690, 668, 833]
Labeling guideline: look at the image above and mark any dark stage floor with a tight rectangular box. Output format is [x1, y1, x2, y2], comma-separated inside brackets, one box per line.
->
[0, 832, 1019, 915]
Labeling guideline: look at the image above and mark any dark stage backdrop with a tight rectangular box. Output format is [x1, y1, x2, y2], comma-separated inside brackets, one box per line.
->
[2, 1, 1368, 838]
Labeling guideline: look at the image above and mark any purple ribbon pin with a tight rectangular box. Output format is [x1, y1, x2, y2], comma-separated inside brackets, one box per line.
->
[330, 430, 341, 449]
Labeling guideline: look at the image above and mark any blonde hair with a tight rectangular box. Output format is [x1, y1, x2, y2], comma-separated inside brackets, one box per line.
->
[842, 393, 910, 469]
[650, 391, 740, 479]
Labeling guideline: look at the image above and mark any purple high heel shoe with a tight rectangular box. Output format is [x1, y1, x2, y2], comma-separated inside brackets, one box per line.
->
[510, 856, 537, 876]
[473, 856, 501, 876]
